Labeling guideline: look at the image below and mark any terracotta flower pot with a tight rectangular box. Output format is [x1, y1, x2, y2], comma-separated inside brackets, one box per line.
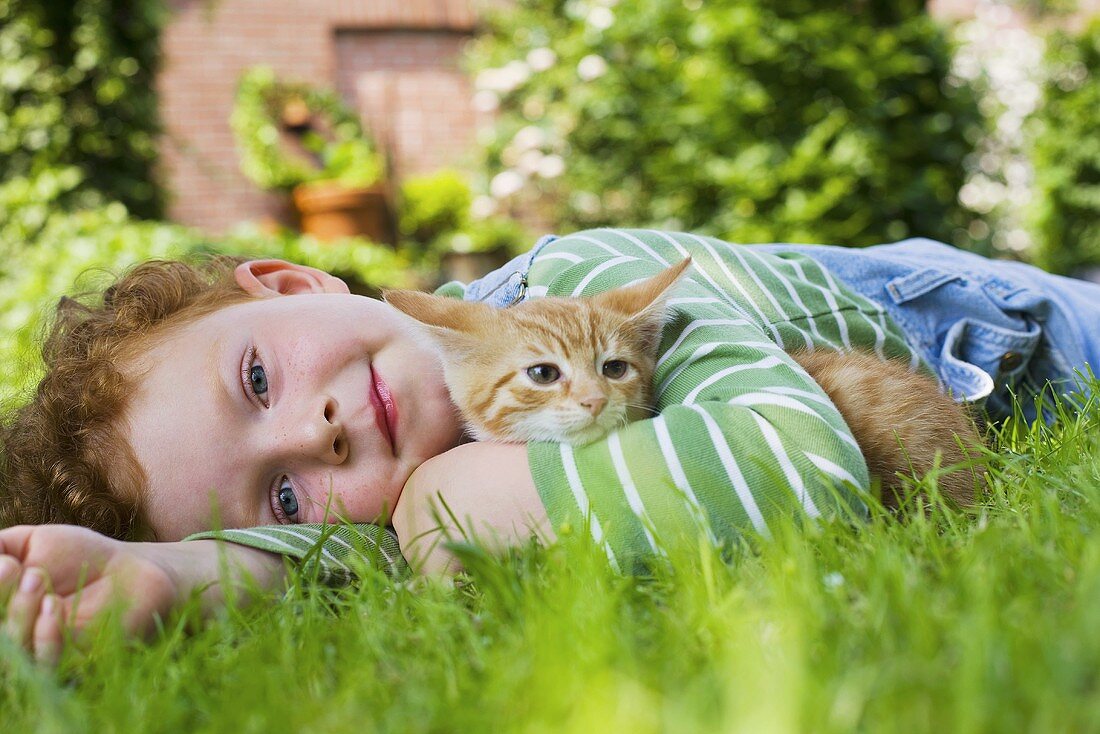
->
[292, 182, 394, 244]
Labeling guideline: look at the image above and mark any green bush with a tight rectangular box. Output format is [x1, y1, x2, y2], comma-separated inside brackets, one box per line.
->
[400, 170, 474, 245]
[231, 66, 384, 192]
[398, 169, 531, 257]
[0, 207, 417, 406]
[0, 0, 166, 221]
[469, 0, 981, 247]
[1029, 21, 1100, 274]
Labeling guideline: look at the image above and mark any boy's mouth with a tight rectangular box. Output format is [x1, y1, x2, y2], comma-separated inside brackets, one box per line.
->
[370, 367, 397, 455]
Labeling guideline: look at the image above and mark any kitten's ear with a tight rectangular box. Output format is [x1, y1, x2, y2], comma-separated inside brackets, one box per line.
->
[383, 289, 490, 334]
[598, 257, 691, 353]
[593, 257, 691, 318]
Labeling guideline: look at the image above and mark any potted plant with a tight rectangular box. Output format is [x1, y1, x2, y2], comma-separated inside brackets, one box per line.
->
[232, 66, 394, 243]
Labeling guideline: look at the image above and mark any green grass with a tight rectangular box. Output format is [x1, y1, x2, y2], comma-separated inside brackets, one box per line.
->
[4, 391, 1100, 733]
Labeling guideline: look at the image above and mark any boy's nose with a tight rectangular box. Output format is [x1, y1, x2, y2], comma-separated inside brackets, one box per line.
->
[282, 396, 347, 465]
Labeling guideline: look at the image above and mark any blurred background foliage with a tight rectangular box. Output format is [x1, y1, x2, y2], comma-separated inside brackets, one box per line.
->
[1028, 20, 1100, 274]
[468, 0, 982, 247]
[3, 0, 1100, 403]
[231, 66, 385, 192]
[0, 0, 165, 230]
[399, 169, 530, 258]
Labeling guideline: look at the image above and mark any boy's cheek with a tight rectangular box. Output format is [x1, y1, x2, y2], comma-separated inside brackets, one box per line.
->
[322, 478, 402, 526]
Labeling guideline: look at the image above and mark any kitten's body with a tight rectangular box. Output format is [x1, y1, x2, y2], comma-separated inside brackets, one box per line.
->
[387, 258, 984, 509]
[791, 349, 984, 508]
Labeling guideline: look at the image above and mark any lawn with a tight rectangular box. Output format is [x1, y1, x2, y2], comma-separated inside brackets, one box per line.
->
[3, 388, 1100, 733]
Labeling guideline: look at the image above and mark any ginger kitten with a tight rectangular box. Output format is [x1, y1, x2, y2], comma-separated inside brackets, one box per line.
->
[384, 258, 691, 444]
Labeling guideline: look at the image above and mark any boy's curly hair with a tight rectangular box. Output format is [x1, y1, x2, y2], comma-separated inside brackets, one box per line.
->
[0, 256, 256, 540]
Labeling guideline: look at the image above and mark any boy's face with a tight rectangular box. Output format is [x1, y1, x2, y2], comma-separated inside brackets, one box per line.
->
[124, 263, 465, 541]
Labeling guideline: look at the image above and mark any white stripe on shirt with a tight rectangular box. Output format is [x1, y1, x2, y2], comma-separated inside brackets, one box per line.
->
[689, 404, 770, 536]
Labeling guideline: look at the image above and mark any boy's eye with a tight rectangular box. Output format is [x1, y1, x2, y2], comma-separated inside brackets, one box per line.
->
[272, 477, 300, 523]
[527, 364, 561, 384]
[250, 364, 268, 396]
[603, 360, 628, 379]
[241, 347, 271, 406]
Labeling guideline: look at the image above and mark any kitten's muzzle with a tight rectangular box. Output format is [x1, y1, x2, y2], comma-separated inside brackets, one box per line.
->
[579, 396, 607, 417]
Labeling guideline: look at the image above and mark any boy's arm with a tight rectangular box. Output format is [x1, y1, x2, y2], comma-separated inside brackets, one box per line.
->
[0, 524, 287, 664]
[391, 442, 552, 575]
[199, 445, 551, 577]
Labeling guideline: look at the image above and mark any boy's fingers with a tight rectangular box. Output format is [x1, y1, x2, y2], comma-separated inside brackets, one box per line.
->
[0, 555, 20, 604]
[0, 526, 34, 558]
[33, 595, 63, 667]
[2, 567, 48, 649]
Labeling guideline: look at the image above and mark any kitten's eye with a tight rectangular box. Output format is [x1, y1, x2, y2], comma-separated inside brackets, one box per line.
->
[526, 364, 561, 384]
[603, 360, 629, 379]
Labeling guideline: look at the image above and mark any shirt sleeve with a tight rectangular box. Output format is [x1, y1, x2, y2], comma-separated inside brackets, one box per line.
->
[185, 523, 408, 584]
[524, 230, 881, 571]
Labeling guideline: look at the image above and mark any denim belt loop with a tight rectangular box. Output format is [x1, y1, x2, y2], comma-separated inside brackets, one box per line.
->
[464, 234, 559, 307]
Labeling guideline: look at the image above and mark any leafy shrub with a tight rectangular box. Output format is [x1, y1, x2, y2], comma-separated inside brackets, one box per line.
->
[231, 66, 384, 192]
[0, 166, 85, 263]
[400, 170, 473, 245]
[469, 0, 981, 247]
[0, 0, 166, 221]
[1028, 21, 1100, 274]
[398, 169, 531, 257]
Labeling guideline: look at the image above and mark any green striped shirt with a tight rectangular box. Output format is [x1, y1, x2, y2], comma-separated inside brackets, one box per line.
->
[188, 229, 920, 578]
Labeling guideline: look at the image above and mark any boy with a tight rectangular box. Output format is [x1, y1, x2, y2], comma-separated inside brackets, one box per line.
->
[3, 229, 1100, 664]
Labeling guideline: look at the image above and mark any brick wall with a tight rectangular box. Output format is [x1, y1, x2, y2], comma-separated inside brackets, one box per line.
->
[157, 0, 479, 234]
[334, 29, 483, 178]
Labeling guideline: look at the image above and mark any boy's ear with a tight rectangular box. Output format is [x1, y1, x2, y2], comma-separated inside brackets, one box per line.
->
[234, 259, 350, 297]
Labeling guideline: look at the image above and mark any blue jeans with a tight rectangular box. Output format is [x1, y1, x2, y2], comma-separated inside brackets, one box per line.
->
[760, 238, 1100, 421]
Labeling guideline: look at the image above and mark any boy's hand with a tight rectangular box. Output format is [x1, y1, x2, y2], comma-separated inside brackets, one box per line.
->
[0, 525, 178, 664]
[393, 442, 554, 575]
[0, 524, 285, 665]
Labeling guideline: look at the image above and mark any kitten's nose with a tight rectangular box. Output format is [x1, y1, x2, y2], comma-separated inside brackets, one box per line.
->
[580, 395, 606, 417]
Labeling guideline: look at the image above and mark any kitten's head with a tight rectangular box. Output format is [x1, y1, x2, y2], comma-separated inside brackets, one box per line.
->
[385, 258, 690, 444]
